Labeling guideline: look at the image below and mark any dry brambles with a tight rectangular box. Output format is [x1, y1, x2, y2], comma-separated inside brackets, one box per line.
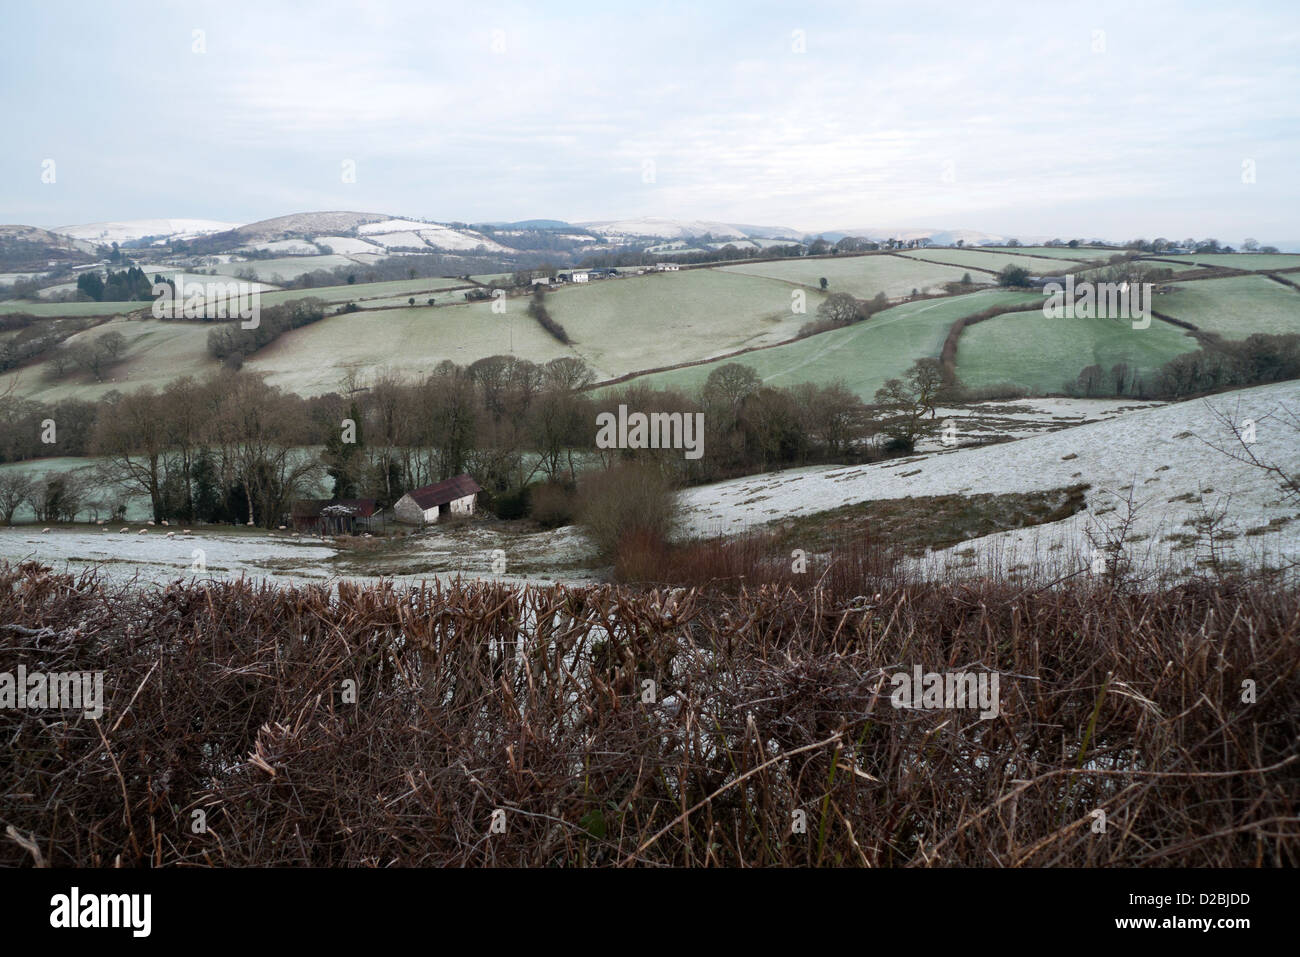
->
[1, 558, 1296, 867]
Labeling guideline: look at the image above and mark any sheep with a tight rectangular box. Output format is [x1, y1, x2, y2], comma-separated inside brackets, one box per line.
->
[166, 531, 175, 538]
[161, 520, 169, 526]
[41, 527, 51, 533]
[147, 520, 155, 526]
[119, 528, 129, 534]
[137, 529, 147, 535]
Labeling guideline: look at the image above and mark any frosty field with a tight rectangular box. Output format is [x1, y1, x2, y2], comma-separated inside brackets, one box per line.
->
[718, 253, 974, 298]
[895, 248, 1084, 275]
[0, 300, 148, 317]
[1154, 274, 1300, 337]
[982, 246, 1102, 261]
[0, 316, 213, 403]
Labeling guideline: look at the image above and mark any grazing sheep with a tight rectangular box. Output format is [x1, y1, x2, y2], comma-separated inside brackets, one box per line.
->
[119, 528, 129, 534]
[137, 529, 147, 535]
[147, 520, 155, 526]
[166, 531, 175, 538]
[161, 520, 169, 526]
[278, 525, 287, 530]
[41, 527, 51, 533]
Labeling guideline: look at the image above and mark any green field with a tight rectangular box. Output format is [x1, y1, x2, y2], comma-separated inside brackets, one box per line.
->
[598, 289, 1042, 400]
[251, 268, 830, 393]
[1159, 254, 1300, 271]
[1131, 259, 1205, 272]
[956, 311, 1199, 393]
[354, 292, 470, 310]
[1154, 275, 1300, 338]
[259, 276, 471, 308]
[0, 300, 149, 317]
[718, 253, 974, 298]
[246, 301, 575, 395]
[896, 248, 1085, 275]
[0, 317, 215, 403]
[982, 246, 1110, 261]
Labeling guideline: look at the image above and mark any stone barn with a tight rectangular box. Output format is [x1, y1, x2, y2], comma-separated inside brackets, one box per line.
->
[393, 474, 482, 526]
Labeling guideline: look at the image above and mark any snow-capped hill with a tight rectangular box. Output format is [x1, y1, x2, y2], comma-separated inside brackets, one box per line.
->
[0, 224, 97, 253]
[817, 226, 1051, 246]
[53, 218, 242, 246]
[234, 211, 392, 242]
[356, 218, 443, 235]
[579, 218, 799, 241]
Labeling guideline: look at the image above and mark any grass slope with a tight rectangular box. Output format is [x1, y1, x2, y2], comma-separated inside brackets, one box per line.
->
[956, 311, 1198, 393]
[718, 253, 973, 298]
[598, 289, 1041, 399]
[896, 248, 1085, 274]
[1156, 275, 1300, 338]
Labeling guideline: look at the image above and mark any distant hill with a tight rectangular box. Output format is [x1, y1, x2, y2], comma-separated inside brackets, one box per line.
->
[53, 218, 243, 246]
[578, 218, 801, 242]
[477, 219, 574, 230]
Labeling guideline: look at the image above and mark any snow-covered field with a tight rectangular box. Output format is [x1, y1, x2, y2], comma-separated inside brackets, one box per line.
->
[912, 397, 1167, 452]
[355, 219, 511, 253]
[0, 522, 601, 589]
[0, 527, 336, 587]
[312, 235, 385, 255]
[681, 380, 1300, 581]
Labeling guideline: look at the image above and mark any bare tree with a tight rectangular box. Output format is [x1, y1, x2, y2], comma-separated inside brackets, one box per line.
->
[0, 470, 34, 525]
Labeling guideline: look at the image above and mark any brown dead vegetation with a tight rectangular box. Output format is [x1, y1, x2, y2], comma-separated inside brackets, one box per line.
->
[1, 559, 1296, 867]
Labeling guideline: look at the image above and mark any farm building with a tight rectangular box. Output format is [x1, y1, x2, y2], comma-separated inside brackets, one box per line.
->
[571, 271, 589, 283]
[393, 474, 483, 525]
[290, 498, 378, 535]
[655, 263, 680, 271]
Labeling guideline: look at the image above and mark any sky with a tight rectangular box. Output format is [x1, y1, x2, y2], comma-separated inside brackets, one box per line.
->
[2, 0, 1298, 243]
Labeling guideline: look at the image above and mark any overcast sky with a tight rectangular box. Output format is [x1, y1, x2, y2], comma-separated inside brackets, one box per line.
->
[3, 0, 1297, 242]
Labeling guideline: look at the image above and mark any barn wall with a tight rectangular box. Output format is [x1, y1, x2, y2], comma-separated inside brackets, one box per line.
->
[393, 495, 425, 525]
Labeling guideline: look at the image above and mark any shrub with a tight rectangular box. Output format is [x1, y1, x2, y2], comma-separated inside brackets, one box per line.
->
[579, 463, 677, 559]
[488, 485, 530, 520]
[529, 481, 577, 528]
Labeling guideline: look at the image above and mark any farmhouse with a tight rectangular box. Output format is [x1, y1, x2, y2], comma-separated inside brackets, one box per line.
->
[571, 270, 589, 283]
[393, 474, 483, 525]
[655, 262, 680, 271]
[290, 498, 378, 535]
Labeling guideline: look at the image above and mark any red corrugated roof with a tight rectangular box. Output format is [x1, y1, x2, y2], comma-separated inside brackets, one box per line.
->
[405, 474, 482, 510]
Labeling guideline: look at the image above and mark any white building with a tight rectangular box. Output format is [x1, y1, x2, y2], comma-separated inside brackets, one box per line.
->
[571, 271, 589, 283]
[393, 474, 483, 525]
